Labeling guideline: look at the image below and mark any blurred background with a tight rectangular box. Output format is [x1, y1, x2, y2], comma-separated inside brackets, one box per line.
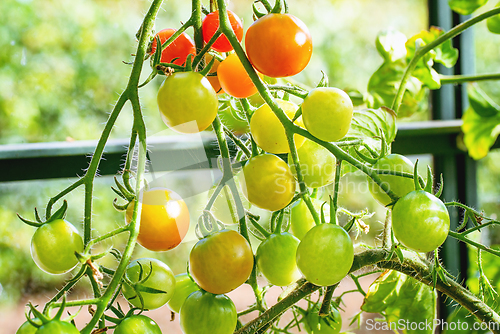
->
[1, 0, 500, 332]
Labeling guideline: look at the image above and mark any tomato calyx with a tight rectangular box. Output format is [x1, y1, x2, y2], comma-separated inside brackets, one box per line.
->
[26, 294, 78, 330]
[18, 199, 69, 228]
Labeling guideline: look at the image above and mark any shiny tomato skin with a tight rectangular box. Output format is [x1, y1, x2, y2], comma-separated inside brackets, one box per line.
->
[180, 290, 237, 334]
[15, 320, 38, 334]
[150, 28, 196, 65]
[167, 273, 200, 313]
[114, 315, 162, 334]
[126, 188, 190, 252]
[202, 10, 243, 52]
[392, 190, 450, 253]
[302, 87, 353, 142]
[157, 72, 218, 133]
[35, 320, 79, 334]
[122, 258, 176, 310]
[256, 232, 302, 286]
[218, 53, 258, 98]
[189, 229, 254, 294]
[245, 14, 312, 77]
[290, 198, 328, 240]
[250, 99, 306, 154]
[241, 154, 296, 212]
[30, 219, 84, 275]
[296, 223, 354, 286]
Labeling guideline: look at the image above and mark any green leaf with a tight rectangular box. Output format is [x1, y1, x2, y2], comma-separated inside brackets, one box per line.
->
[362, 270, 437, 334]
[375, 29, 408, 62]
[448, 0, 488, 15]
[462, 85, 500, 160]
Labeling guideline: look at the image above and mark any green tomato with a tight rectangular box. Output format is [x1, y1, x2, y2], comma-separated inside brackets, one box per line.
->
[31, 219, 84, 275]
[180, 290, 237, 334]
[157, 72, 218, 133]
[256, 232, 302, 286]
[306, 308, 342, 334]
[167, 273, 200, 313]
[368, 154, 415, 206]
[122, 258, 176, 310]
[289, 139, 336, 188]
[302, 87, 353, 142]
[296, 223, 354, 286]
[392, 190, 450, 253]
[16, 319, 39, 334]
[35, 320, 79, 334]
[290, 199, 328, 240]
[114, 315, 162, 334]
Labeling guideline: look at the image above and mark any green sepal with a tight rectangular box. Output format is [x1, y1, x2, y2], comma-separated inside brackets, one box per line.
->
[413, 160, 421, 191]
[28, 303, 50, 324]
[17, 213, 42, 228]
[320, 201, 328, 225]
[435, 174, 444, 198]
[424, 165, 434, 193]
[252, 2, 267, 19]
[46, 200, 68, 223]
[317, 71, 329, 88]
[271, 0, 283, 14]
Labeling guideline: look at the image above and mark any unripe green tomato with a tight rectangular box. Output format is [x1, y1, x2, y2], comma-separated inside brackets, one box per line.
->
[296, 223, 354, 286]
[392, 190, 450, 253]
[122, 258, 176, 310]
[289, 139, 336, 188]
[368, 154, 415, 206]
[302, 87, 353, 142]
[256, 232, 302, 286]
[306, 308, 342, 334]
[35, 320, 79, 334]
[114, 315, 162, 334]
[16, 319, 39, 334]
[31, 219, 84, 275]
[487, 3, 500, 34]
[167, 273, 200, 313]
[180, 291, 237, 334]
[290, 199, 329, 240]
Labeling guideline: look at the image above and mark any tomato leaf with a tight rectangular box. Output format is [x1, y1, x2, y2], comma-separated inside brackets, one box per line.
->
[462, 84, 500, 160]
[406, 27, 458, 69]
[448, 0, 488, 15]
[375, 29, 408, 62]
[361, 270, 437, 334]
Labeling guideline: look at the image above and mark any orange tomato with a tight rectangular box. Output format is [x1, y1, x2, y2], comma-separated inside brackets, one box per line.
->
[218, 53, 259, 98]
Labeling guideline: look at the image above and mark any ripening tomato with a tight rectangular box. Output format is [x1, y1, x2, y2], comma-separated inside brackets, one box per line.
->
[245, 14, 312, 77]
[296, 223, 354, 286]
[218, 53, 259, 98]
[202, 10, 243, 52]
[150, 28, 196, 65]
[114, 315, 162, 334]
[157, 71, 218, 133]
[189, 229, 254, 294]
[302, 87, 353, 142]
[167, 273, 200, 313]
[392, 190, 450, 253]
[250, 99, 306, 154]
[241, 154, 296, 211]
[205, 55, 223, 94]
[126, 188, 190, 251]
[31, 219, 84, 275]
[122, 258, 176, 310]
[289, 139, 336, 188]
[180, 291, 237, 334]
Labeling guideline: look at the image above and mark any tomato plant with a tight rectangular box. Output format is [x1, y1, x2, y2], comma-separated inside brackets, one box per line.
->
[114, 315, 162, 334]
[302, 87, 353, 142]
[241, 154, 296, 211]
[126, 187, 190, 251]
[250, 99, 306, 154]
[296, 223, 354, 286]
[30, 219, 83, 275]
[217, 53, 259, 98]
[256, 232, 301, 286]
[289, 139, 336, 188]
[167, 273, 200, 313]
[157, 71, 218, 133]
[202, 10, 243, 52]
[245, 13, 312, 77]
[392, 190, 450, 253]
[122, 258, 176, 310]
[150, 28, 196, 65]
[35, 320, 79, 334]
[189, 229, 253, 294]
[180, 290, 237, 334]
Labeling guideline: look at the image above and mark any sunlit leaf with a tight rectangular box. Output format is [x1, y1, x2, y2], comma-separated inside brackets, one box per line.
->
[448, 0, 488, 15]
[467, 84, 500, 117]
[375, 29, 408, 62]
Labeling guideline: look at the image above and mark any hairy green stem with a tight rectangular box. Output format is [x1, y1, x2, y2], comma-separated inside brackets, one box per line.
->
[440, 73, 500, 85]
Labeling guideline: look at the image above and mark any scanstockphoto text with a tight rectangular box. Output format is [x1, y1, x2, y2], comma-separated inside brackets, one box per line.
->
[365, 318, 500, 332]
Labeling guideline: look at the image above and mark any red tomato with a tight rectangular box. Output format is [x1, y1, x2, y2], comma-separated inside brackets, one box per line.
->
[150, 28, 196, 65]
[245, 14, 312, 77]
[218, 53, 259, 98]
[202, 10, 243, 52]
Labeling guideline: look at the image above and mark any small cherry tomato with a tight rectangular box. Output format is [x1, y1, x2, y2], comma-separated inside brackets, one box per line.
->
[289, 139, 336, 188]
[122, 258, 176, 310]
[180, 290, 237, 334]
[167, 273, 200, 313]
[31, 219, 84, 275]
[245, 13, 312, 77]
[157, 71, 218, 133]
[250, 99, 306, 154]
[241, 154, 296, 211]
[256, 232, 302, 286]
[296, 223, 354, 286]
[392, 190, 450, 253]
[114, 315, 162, 334]
[202, 10, 243, 52]
[218, 53, 259, 98]
[126, 188, 190, 252]
[150, 28, 196, 65]
[15, 319, 39, 334]
[290, 198, 328, 240]
[189, 229, 254, 294]
[35, 320, 79, 334]
[302, 87, 353, 142]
